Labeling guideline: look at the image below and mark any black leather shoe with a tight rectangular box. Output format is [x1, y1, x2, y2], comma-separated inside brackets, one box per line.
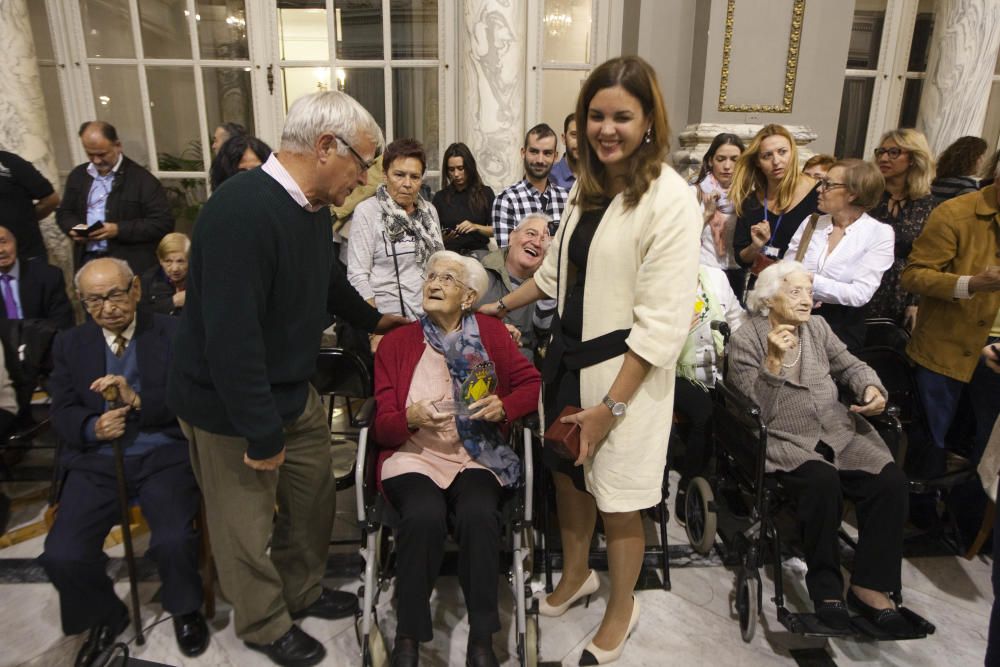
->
[846, 589, 910, 636]
[173, 611, 209, 657]
[814, 599, 850, 631]
[466, 638, 499, 667]
[244, 625, 326, 667]
[290, 586, 359, 620]
[391, 636, 419, 667]
[75, 605, 129, 667]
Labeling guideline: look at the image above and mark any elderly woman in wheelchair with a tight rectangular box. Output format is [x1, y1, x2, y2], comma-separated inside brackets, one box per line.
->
[727, 261, 911, 635]
[372, 250, 541, 667]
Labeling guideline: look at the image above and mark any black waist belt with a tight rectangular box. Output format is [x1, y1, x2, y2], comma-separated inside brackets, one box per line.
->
[542, 313, 630, 383]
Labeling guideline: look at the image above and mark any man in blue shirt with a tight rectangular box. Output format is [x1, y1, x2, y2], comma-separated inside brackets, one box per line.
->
[550, 112, 579, 191]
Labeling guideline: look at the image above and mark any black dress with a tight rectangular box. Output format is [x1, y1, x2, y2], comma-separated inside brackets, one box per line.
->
[431, 185, 495, 255]
[542, 206, 607, 491]
[732, 184, 821, 268]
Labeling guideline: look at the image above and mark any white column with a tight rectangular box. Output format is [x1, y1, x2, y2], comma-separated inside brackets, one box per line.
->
[916, 0, 1000, 155]
[0, 0, 73, 283]
[460, 1, 526, 191]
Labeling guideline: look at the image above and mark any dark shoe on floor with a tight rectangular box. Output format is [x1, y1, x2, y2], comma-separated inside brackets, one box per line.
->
[173, 610, 209, 657]
[814, 599, 850, 631]
[290, 586, 359, 620]
[466, 638, 499, 667]
[846, 589, 910, 636]
[75, 604, 129, 667]
[244, 625, 326, 667]
[391, 636, 419, 667]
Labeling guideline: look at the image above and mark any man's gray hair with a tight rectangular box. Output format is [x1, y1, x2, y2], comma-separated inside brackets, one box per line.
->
[746, 260, 809, 316]
[280, 91, 385, 156]
[514, 212, 551, 232]
[426, 250, 489, 305]
[73, 257, 134, 291]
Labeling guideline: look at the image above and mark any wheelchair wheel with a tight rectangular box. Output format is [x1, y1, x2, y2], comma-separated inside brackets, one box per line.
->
[736, 568, 761, 643]
[685, 477, 717, 555]
[518, 614, 539, 667]
[355, 615, 389, 667]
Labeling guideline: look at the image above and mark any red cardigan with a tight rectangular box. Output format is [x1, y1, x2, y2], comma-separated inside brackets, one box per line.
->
[373, 314, 541, 486]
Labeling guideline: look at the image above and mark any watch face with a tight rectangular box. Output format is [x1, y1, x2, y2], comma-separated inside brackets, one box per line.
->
[612, 402, 626, 417]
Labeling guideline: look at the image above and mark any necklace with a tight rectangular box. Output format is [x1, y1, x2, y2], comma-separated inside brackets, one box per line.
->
[781, 343, 802, 368]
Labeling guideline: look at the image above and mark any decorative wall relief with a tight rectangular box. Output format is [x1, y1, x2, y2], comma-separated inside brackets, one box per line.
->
[718, 0, 805, 113]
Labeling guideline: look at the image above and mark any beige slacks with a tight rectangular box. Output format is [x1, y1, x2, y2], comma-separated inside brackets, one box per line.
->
[181, 386, 333, 644]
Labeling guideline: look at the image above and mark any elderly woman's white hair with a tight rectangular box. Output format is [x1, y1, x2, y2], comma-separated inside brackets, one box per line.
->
[280, 91, 385, 156]
[746, 260, 810, 316]
[426, 250, 489, 306]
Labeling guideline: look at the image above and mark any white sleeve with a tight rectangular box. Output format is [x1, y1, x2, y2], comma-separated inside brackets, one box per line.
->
[812, 224, 895, 307]
[346, 200, 378, 301]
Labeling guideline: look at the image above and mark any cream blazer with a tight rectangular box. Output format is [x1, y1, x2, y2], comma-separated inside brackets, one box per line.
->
[535, 165, 702, 512]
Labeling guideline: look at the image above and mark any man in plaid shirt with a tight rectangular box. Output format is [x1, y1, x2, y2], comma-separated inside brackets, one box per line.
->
[492, 123, 569, 247]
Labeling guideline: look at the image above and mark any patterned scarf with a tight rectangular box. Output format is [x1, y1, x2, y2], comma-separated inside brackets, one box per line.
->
[376, 184, 442, 269]
[419, 313, 521, 487]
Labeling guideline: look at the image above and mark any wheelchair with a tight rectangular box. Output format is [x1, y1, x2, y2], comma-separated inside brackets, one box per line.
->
[352, 398, 540, 666]
[682, 322, 936, 643]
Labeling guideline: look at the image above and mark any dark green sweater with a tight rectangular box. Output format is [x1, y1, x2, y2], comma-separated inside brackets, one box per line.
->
[167, 168, 380, 459]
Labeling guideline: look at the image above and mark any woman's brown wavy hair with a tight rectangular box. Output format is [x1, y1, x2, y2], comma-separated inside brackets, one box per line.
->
[573, 56, 671, 212]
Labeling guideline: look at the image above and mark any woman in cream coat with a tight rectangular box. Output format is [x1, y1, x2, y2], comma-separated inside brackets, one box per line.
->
[482, 56, 700, 665]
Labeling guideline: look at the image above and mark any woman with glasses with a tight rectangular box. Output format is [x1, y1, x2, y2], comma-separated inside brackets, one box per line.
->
[730, 124, 820, 296]
[348, 138, 444, 349]
[785, 159, 894, 352]
[373, 250, 541, 667]
[866, 128, 936, 330]
[432, 143, 496, 261]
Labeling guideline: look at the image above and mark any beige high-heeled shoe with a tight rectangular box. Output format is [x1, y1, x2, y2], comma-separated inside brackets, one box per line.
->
[578, 595, 640, 665]
[537, 569, 600, 617]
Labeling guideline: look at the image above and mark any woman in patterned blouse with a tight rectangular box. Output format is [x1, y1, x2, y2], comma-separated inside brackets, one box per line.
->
[865, 128, 936, 330]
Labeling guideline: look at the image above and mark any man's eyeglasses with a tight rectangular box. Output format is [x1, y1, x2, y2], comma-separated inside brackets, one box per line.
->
[817, 178, 848, 192]
[874, 147, 907, 160]
[336, 135, 379, 172]
[424, 271, 467, 290]
[81, 283, 132, 311]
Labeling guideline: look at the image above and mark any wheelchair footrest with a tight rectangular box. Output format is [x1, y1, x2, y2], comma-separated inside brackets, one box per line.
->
[777, 608, 854, 637]
[776, 606, 934, 640]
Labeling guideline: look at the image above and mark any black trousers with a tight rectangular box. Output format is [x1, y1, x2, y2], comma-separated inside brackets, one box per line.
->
[39, 445, 203, 635]
[382, 469, 502, 642]
[776, 461, 907, 602]
[672, 377, 714, 482]
[988, 502, 1000, 666]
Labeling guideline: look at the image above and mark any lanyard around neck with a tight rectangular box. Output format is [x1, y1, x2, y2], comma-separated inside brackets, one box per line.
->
[763, 190, 784, 245]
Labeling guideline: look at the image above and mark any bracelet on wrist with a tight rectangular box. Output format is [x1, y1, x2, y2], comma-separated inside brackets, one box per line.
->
[497, 297, 508, 313]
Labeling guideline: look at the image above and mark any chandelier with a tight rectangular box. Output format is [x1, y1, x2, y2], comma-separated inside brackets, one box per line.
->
[544, 4, 573, 37]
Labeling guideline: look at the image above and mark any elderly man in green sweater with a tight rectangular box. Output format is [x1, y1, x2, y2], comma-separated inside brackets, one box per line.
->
[168, 91, 405, 667]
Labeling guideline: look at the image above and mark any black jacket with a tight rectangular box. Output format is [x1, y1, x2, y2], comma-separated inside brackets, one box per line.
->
[56, 156, 174, 275]
[0, 259, 73, 330]
[140, 265, 182, 317]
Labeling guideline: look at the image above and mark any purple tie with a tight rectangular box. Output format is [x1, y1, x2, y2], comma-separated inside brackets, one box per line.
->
[1, 275, 17, 319]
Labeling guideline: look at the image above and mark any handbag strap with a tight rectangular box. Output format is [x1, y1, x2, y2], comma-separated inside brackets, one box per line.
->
[794, 213, 820, 263]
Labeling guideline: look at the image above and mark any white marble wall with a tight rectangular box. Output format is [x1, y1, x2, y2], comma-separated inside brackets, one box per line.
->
[672, 122, 819, 181]
[916, 0, 1000, 156]
[460, 0, 526, 191]
[0, 0, 74, 287]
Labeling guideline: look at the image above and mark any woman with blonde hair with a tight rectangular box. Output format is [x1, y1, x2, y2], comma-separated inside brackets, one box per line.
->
[141, 232, 190, 316]
[866, 128, 936, 329]
[481, 55, 701, 664]
[731, 124, 820, 292]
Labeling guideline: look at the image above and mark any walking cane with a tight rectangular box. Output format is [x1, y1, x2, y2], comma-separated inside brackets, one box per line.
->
[103, 384, 145, 646]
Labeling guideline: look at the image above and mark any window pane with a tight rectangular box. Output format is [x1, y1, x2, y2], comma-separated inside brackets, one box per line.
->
[341, 68, 386, 133]
[846, 4, 885, 70]
[39, 66, 74, 177]
[390, 0, 437, 59]
[392, 68, 437, 167]
[543, 0, 593, 63]
[335, 1, 383, 60]
[906, 12, 935, 72]
[81, 0, 135, 59]
[203, 68, 255, 143]
[138, 0, 192, 59]
[279, 6, 329, 60]
[983, 81, 1000, 158]
[89, 65, 148, 165]
[146, 67, 202, 172]
[28, 0, 55, 61]
[835, 76, 875, 159]
[898, 78, 923, 128]
[282, 67, 333, 111]
[161, 178, 207, 236]
[196, 0, 249, 59]
[541, 70, 587, 140]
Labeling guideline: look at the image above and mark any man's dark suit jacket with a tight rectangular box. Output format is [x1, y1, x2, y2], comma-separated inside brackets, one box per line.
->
[55, 156, 174, 275]
[0, 259, 73, 330]
[48, 310, 185, 471]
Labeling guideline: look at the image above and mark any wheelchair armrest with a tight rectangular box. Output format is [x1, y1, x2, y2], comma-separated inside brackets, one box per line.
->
[715, 380, 763, 422]
[353, 397, 376, 428]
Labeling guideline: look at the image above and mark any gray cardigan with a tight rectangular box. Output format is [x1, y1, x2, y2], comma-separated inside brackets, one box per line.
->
[727, 315, 894, 475]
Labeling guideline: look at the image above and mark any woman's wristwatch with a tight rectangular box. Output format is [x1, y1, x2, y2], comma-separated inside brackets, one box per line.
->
[497, 297, 508, 313]
[602, 394, 627, 417]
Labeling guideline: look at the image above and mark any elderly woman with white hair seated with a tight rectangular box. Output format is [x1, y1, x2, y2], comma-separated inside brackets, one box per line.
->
[727, 261, 911, 635]
[373, 250, 541, 667]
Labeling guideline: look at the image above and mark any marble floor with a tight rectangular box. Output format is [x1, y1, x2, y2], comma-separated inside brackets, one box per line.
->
[1, 456, 993, 667]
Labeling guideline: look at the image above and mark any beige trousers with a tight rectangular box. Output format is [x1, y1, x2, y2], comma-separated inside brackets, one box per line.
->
[181, 386, 333, 644]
